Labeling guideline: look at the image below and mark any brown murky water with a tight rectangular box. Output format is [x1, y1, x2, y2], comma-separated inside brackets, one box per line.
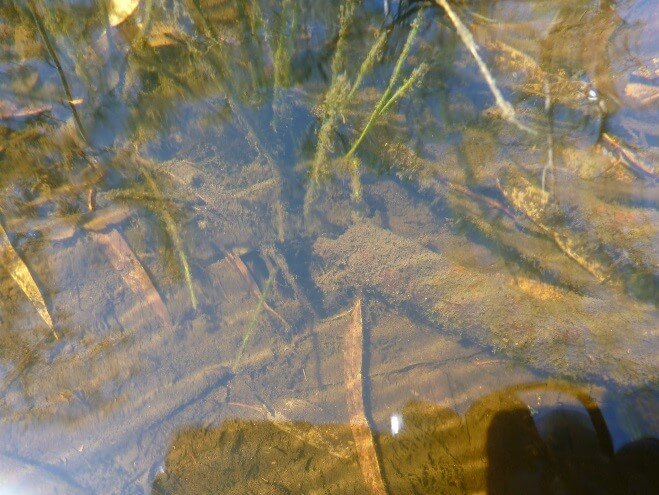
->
[0, 0, 657, 493]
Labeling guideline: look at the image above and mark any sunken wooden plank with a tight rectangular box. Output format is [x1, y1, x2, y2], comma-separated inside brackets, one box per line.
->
[344, 298, 387, 495]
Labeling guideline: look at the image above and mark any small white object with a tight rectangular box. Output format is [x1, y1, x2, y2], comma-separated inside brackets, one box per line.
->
[390, 414, 402, 435]
[587, 88, 599, 102]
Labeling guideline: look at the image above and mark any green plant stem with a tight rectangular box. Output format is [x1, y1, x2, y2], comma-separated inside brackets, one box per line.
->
[348, 29, 389, 100]
[142, 168, 198, 310]
[345, 12, 423, 158]
[233, 271, 276, 372]
[378, 63, 428, 115]
[25, 0, 89, 145]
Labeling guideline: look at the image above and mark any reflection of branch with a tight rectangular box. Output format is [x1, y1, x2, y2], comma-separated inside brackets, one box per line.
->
[24, 0, 89, 145]
[433, 0, 535, 135]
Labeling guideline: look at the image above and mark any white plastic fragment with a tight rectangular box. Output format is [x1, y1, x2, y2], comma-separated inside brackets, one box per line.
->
[390, 414, 402, 435]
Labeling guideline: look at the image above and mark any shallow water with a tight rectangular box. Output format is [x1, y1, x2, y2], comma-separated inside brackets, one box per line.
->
[0, 0, 657, 493]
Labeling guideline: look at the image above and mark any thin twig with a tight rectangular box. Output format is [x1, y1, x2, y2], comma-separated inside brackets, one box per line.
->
[601, 132, 657, 180]
[433, 0, 536, 135]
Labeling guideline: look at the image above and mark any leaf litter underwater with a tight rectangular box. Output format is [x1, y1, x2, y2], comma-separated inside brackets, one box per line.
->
[0, 0, 657, 493]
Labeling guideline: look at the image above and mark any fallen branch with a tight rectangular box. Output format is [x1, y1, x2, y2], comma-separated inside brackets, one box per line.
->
[91, 229, 173, 329]
[433, 0, 535, 135]
[601, 132, 657, 180]
[344, 297, 388, 495]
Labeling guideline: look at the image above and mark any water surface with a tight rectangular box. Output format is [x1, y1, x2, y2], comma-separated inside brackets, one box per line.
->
[0, 0, 657, 493]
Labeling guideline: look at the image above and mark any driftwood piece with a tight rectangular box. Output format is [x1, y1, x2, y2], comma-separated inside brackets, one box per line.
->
[90, 229, 172, 329]
[498, 168, 614, 282]
[498, 167, 658, 304]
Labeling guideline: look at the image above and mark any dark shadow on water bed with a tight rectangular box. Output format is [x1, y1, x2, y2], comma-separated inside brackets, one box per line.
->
[151, 381, 659, 495]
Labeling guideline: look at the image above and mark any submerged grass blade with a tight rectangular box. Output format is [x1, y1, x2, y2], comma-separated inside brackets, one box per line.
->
[332, 0, 360, 77]
[91, 229, 172, 329]
[378, 11, 423, 111]
[344, 297, 388, 495]
[378, 63, 428, 115]
[308, 0, 361, 183]
[141, 167, 198, 310]
[309, 74, 352, 183]
[306, 1, 385, 215]
[232, 270, 276, 373]
[348, 29, 390, 100]
[273, 0, 297, 90]
[345, 12, 424, 159]
[225, 251, 288, 328]
[0, 221, 53, 330]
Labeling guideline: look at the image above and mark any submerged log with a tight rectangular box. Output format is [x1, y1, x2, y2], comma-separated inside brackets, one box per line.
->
[313, 221, 658, 387]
